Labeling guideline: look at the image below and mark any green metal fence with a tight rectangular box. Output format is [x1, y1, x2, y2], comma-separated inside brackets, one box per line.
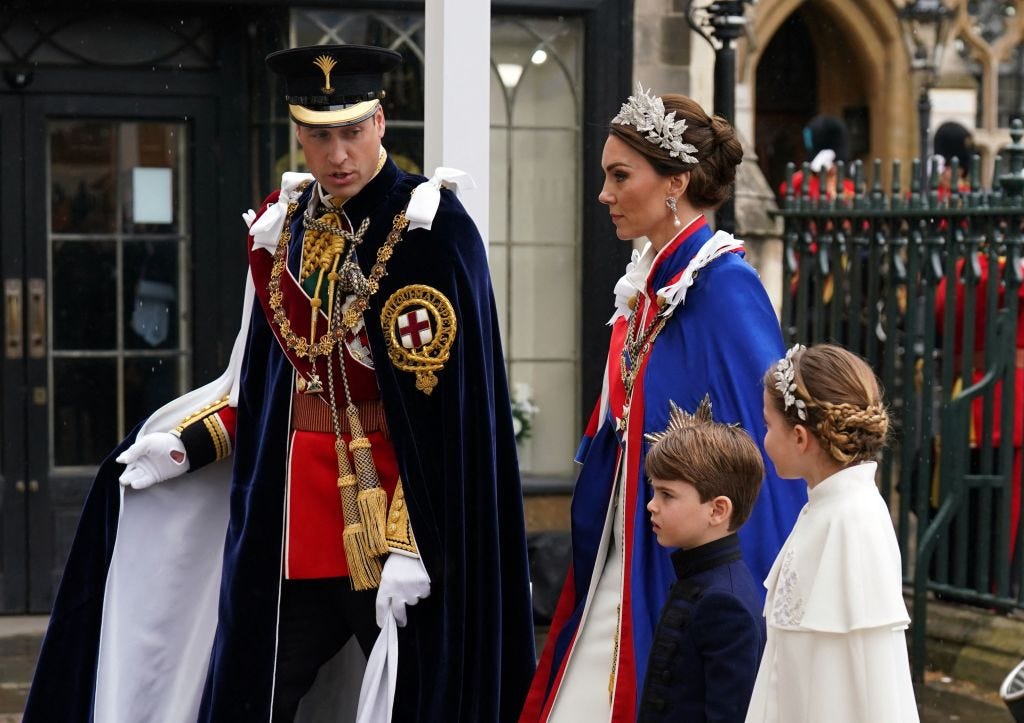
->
[773, 119, 1024, 682]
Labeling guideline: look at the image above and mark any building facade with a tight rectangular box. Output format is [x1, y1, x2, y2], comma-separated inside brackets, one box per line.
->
[0, 0, 631, 614]
[4, 0, 1018, 614]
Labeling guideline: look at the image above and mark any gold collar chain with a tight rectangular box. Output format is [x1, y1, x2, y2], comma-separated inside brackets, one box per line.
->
[267, 191, 411, 360]
[617, 302, 670, 432]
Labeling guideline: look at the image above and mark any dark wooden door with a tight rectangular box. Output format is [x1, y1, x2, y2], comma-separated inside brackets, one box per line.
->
[0, 93, 218, 612]
[1, 93, 30, 613]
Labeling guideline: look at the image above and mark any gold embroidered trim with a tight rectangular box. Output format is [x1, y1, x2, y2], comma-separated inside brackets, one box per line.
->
[385, 477, 418, 555]
[203, 415, 231, 461]
[173, 396, 230, 435]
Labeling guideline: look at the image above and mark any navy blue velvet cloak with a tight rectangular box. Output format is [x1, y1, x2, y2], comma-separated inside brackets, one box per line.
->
[25, 159, 535, 722]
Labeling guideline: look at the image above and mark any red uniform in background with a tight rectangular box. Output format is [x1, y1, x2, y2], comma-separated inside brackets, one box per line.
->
[936, 254, 1024, 552]
[778, 170, 855, 201]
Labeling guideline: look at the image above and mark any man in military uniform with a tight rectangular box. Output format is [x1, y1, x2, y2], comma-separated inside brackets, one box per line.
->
[26, 44, 535, 723]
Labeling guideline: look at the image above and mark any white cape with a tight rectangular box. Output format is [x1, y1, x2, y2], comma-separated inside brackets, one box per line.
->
[745, 462, 919, 722]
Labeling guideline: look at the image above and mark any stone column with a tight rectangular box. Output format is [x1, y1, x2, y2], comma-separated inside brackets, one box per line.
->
[735, 134, 784, 319]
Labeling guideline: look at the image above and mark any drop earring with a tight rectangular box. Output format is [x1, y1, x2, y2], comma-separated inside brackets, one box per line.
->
[666, 196, 681, 227]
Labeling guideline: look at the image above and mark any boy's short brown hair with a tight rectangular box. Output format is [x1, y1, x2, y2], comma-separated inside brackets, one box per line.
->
[644, 423, 765, 531]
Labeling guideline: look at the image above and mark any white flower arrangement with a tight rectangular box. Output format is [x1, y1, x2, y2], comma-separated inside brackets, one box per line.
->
[510, 382, 540, 443]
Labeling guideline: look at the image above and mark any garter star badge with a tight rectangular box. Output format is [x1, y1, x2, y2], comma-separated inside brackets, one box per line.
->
[381, 284, 456, 395]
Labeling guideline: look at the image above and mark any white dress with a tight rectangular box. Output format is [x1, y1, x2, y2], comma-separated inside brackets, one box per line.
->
[745, 462, 919, 723]
[547, 465, 625, 722]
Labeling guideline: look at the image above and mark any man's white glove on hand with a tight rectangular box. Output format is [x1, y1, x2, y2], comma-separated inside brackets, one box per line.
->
[375, 554, 431, 628]
[116, 432, 189, 490]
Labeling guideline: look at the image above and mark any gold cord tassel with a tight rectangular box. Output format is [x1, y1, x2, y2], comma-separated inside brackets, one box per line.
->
[357, 487, 389, 556]
[348, 404, 388, 555]
[336, 439, 382, 589]
[343, 523, 383, 590]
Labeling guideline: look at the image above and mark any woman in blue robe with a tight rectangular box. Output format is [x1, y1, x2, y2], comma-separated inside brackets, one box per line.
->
[521, 86, 806, 722]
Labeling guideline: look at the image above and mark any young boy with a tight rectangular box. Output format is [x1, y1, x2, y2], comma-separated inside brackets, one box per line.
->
[638, 397, 767, 723]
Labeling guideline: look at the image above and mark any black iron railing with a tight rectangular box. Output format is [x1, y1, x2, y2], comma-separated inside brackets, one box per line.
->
[773, 119, 1024, 681]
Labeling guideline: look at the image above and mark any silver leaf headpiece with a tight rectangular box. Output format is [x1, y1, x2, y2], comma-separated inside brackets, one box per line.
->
[612, 83, 699, 164]
[774, 344, 807, 421]
[644, 394, 714, 445]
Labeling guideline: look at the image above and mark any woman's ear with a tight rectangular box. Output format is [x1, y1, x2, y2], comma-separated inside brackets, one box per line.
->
[667, 172, 689, 200]
[792, 423, 812, 453]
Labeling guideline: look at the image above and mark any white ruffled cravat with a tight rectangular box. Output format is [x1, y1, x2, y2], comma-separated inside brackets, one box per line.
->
[655, 230, 744, 313]
[608, 242, 653, 324]
[607, 228, 744, 324]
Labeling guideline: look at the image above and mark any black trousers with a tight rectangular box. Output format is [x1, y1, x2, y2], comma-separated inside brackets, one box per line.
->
[272, 577, 380, 722]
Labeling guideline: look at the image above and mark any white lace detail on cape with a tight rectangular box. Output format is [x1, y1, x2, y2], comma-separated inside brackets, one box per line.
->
[771, 549, 806, 628]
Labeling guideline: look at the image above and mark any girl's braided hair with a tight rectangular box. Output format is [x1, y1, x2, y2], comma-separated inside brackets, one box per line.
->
[763, 344, 889, 464]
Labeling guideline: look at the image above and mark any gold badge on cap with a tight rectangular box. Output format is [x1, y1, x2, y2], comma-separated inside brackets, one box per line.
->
[381, 285, 456, 395]
[314, 54, 337, 95]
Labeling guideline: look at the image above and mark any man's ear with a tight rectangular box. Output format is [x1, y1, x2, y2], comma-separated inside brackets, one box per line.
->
[709, 495, 733, 528]
[374, 106, 386, 138]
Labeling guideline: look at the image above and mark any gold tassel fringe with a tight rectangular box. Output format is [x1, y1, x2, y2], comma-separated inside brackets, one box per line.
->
[357, 486, 389, 556]
[344, 524, 383, 590]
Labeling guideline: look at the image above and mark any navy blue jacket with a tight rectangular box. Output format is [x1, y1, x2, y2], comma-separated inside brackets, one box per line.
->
[638, 534, 766, 722]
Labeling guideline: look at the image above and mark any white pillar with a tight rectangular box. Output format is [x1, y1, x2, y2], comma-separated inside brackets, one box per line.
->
[424, 0, 490, 244]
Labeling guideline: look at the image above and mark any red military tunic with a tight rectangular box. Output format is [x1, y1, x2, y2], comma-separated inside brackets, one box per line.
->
[177, 191, 402, 579]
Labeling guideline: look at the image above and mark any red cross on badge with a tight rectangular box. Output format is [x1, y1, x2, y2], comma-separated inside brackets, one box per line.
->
[345, 325, 374, 368]
[382, 285, 455, 396]
[398, 308, 433, 349]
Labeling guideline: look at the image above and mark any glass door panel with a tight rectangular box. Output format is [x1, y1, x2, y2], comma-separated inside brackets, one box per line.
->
[0, 86, 218, 614]
[48, 119, 189, 472]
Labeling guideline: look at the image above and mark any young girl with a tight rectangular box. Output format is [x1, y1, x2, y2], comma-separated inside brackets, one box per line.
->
[746, 344, 919, 722]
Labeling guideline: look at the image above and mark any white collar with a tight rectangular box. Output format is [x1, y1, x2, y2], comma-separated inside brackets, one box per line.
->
[607, 218, 743, 324]
[808, 461, 879, 503]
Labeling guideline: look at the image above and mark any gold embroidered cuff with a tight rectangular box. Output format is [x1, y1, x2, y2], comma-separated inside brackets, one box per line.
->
[385, 477, 418, 556]
[175, 397, 232, 470]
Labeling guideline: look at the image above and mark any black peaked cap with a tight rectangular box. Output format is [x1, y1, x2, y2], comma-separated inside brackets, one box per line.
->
[265, 44, 402, 125]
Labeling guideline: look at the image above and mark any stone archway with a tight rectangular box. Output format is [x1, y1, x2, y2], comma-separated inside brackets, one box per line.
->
[743, 0, 918, 190]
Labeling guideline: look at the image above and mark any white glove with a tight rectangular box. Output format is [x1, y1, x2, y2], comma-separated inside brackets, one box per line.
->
[116, 432, 189, 490]
[375, 554, 431, 628]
